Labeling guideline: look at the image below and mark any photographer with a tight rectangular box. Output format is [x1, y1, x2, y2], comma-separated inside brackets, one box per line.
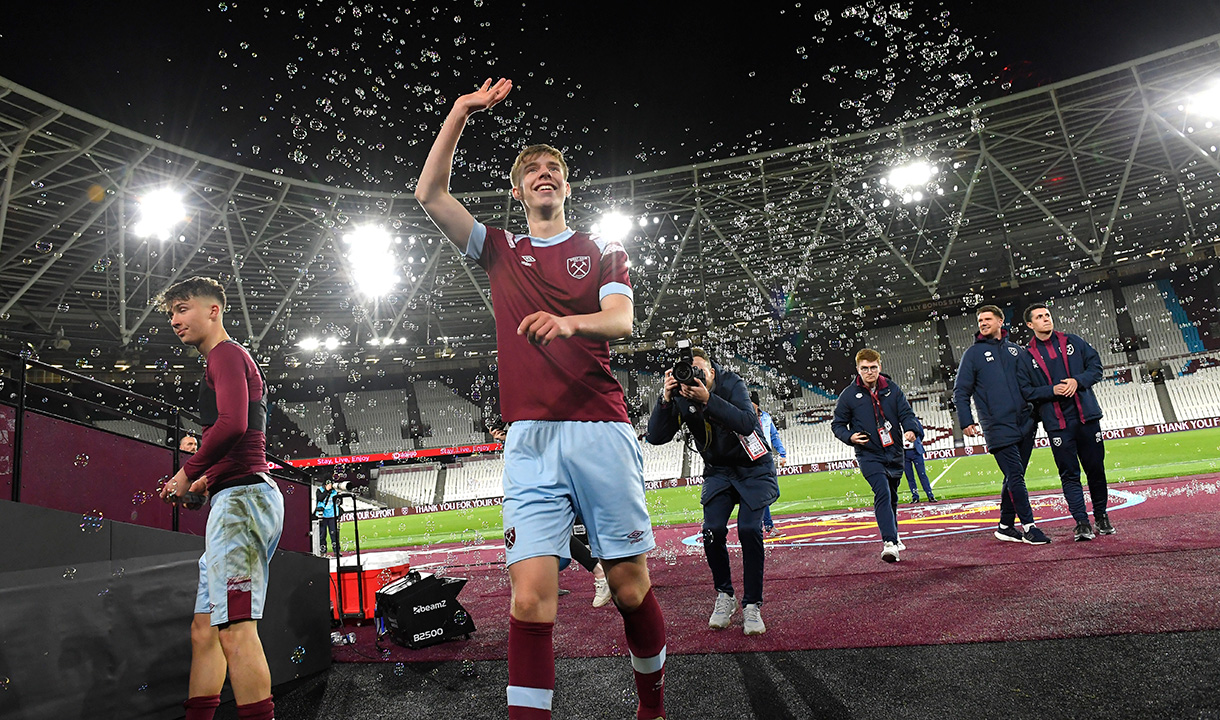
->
[646, 347, 778, 636]
[315, 479, 340, 557]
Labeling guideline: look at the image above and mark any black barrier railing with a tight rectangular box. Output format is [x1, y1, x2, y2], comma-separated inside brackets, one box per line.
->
[0, 349, 312, 547]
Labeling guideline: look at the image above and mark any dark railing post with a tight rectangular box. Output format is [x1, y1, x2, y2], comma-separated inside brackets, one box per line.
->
[172, 408, 182, 532]
[11, 355, 27, 503]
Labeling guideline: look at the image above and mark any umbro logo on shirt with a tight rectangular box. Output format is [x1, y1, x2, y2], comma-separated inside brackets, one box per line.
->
[520, 255, 536, 266]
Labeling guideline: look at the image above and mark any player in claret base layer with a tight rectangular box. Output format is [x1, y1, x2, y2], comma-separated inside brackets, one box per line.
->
[157, 277, 283, 720]
[415, 78, 668, 720]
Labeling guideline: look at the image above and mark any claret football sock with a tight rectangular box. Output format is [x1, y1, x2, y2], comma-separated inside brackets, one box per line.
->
[507, 616, 555, 720]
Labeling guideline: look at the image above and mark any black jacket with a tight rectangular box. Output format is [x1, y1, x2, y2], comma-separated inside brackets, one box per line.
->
[646, 360, 778, 510]
[831, 374, 923, 468]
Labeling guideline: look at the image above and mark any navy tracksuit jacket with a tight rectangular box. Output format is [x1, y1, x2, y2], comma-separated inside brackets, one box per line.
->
[830, 374, 924, 470]
[1020, 331, 1110, 521]
[831, 373, 923, 544]
[646, 361, 778, 510]
[952, 330, 1039, 450]
[647, 360, 777, 604]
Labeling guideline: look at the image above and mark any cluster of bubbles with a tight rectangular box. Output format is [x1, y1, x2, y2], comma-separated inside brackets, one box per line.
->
[80, 510, 104, 533]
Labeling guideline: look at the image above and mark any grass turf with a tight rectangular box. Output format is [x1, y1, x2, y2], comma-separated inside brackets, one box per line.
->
[339, 426, 1220, 551]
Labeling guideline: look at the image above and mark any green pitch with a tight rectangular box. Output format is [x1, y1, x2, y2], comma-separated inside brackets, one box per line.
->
[339, 426, 1220, 551]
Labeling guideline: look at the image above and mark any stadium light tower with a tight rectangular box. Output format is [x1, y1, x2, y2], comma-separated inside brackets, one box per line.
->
[593, 211, 633, 243]
[880, 160, 938, 204]
[343, 225, 399, 297]
[1185, 84, 1220, 118]
[133, 189, 187, 240]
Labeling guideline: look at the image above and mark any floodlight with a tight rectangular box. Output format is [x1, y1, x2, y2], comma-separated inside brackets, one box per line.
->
[324, 337, 340, 350]
[596, 212, 633, 243]
[298, 337, 320, 351]
[886, 161, 935, 190]
[344, 225, 399, 297]
[1186, 85, 1220, 118]
[133, 189, 187, 240]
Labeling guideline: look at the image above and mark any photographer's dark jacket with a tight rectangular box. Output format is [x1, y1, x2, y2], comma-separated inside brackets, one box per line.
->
[646, 361, 778, 510]
[831, 374, 923, 469]
[1019, 331, 1104, 430]
[953, 329, 1038, 449]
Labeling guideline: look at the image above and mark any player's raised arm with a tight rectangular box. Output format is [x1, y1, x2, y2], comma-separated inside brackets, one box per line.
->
[414, 77, 513, 251]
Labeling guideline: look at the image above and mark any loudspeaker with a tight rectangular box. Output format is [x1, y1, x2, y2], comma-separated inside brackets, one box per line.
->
[376, 570, 477, 649]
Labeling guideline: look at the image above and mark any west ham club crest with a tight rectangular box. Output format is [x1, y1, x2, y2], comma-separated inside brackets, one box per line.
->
[567, 255, 591, 279]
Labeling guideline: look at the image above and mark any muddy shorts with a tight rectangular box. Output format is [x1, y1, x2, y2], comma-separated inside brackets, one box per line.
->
[194, 477, 285, 626]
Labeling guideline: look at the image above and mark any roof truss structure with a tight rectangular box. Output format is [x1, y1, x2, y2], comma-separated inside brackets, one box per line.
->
[3, 35, 1220, 368]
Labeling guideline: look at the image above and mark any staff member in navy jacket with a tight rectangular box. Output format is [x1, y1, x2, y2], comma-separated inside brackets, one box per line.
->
[831, 348, 923, 563]
[648, 348, 777, 636]
[1021, 303, 1116, 540]
[953, 304, 1052, 545]
[903, 430, 937, 503]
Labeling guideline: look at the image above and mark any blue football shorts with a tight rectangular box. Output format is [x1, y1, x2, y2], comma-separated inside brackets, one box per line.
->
[502, 420, 655, 565]
[194, 477, 285, 626]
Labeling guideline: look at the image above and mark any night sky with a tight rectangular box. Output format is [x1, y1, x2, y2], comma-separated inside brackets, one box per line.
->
[3, 1, 1220, 189]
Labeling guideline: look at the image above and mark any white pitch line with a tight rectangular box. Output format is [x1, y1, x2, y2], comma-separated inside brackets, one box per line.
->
[929, 457, 961, 488]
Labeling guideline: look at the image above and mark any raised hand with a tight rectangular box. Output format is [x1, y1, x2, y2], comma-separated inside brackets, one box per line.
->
[455, 77, 513, 115]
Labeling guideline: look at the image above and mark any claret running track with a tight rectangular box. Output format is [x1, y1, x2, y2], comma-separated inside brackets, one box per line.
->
[255, 474, 1220, 719]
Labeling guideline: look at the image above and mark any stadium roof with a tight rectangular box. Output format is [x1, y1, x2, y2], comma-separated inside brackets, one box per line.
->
[3, 34, 1220, 371]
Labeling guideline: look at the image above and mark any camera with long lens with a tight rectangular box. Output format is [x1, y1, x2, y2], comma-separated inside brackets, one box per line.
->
[671, 341, 706, 387]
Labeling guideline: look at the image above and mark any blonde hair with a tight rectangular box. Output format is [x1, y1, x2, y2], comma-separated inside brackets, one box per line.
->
[510, 144, 569, 189]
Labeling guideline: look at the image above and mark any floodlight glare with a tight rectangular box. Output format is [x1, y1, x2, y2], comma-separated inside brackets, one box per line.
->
[133, 189, 187, 240]
[886, 161, 935, 190]
[298, 337, 320, 351]
[344, 225, 399, 297]
[1186, 85, 1220, 118]
[596, 212, 633, 243]
[324, 337, 340, 350]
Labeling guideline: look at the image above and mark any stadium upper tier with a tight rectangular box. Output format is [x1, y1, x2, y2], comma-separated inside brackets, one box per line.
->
[5, 35, 1220, 371]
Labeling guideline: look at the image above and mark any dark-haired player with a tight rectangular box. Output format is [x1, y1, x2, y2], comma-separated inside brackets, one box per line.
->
[416, 79, 667, 719]
[157, 277, 283, 720]
[1021, 303, 1114, 540]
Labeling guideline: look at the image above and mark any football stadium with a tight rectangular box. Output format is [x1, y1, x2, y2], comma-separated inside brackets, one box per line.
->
[3, 4, 1220, 719]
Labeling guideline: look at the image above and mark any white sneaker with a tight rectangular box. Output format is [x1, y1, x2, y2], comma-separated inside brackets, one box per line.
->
[708, 592, 736, 629]
[896, 535, 906, 552]
[742, 603, 766, 635]
[592, 576, 612, 608]
[881, 541, 900, 563]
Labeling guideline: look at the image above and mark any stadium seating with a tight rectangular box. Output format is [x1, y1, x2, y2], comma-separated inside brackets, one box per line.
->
[1125, 282, 1192, 362]
[641, 440, 685, 481]
[415, 381, 484, 447]
[1045, 292, 1127, 367]
[1165, 367, 1220, 421]
[856, 320, 942, 393]
[280, 399, 345, 455]
[376, 464, 440, 507]
[94, 418, 168, 445]
[443, 457, 505, 502]
[342, 389, 412, 455]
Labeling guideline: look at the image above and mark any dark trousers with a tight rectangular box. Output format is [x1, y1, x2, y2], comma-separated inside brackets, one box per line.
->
[702, 486, 766, 606]
[1048, 417, 1108, 522]
[993, 433, 1036, 527]
[860, 458, 901, 543]
[903, 454, 934, 499]
[319, 516, 339, 554]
